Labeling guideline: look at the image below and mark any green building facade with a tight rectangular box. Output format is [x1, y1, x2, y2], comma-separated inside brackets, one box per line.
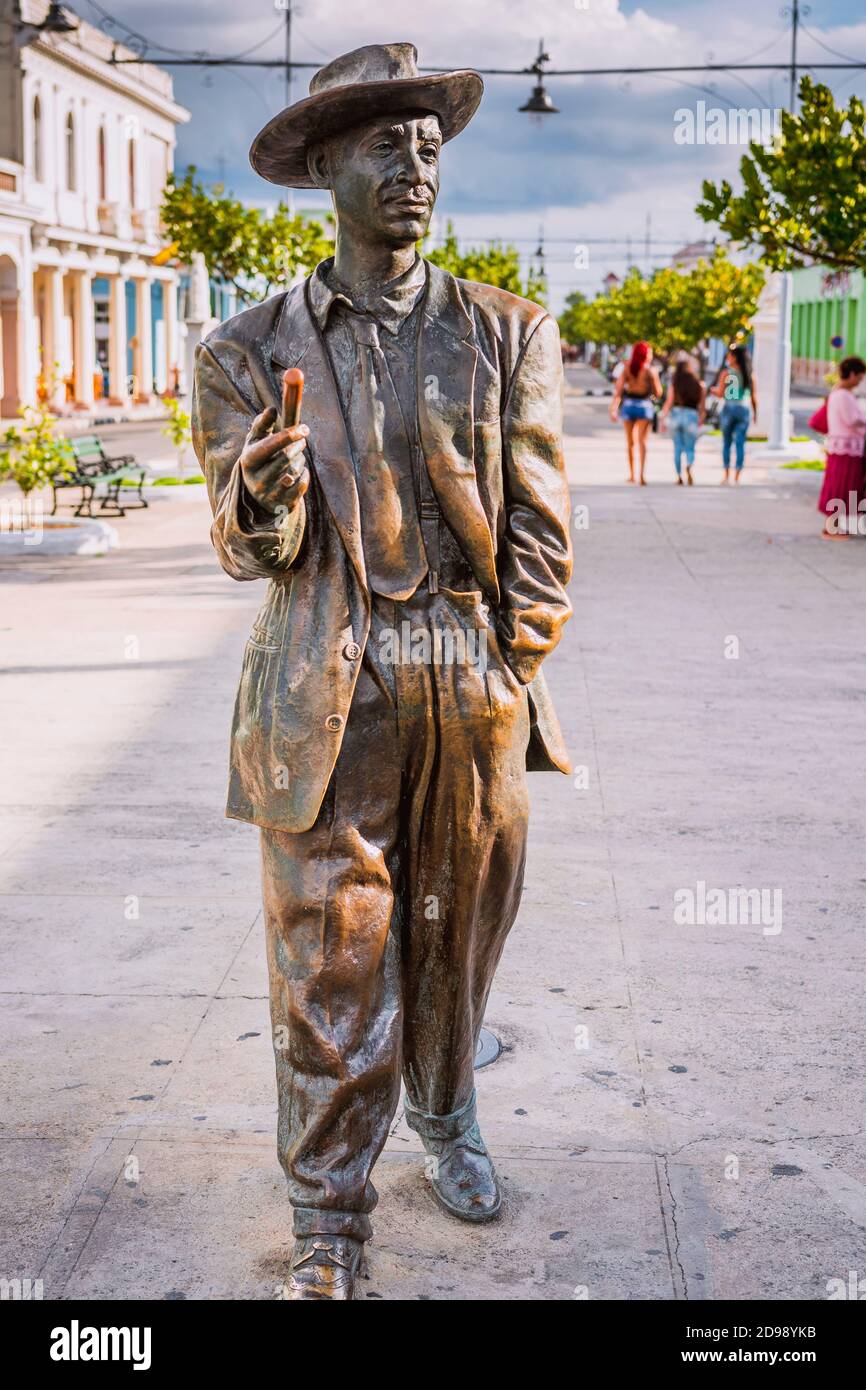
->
[792, 266, 865, 389]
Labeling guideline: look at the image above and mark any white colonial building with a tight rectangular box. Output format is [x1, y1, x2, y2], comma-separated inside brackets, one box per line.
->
[0, 0, 190, 416]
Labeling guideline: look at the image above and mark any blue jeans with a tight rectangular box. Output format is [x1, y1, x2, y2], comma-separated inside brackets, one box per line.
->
[669, 406, 699, 475]
[720, 401, 750, 470]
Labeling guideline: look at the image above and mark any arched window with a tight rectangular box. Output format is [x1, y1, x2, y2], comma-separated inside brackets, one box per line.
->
[127, 138, 136, 207]
[32, 95, 43, 181]
[98, 124, 107, 201]
[65, 110, 76, 191]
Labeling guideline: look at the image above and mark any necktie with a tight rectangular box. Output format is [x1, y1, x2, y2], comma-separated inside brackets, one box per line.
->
[343, 311, 427, 601]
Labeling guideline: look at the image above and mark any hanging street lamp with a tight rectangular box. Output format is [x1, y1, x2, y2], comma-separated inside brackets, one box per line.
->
[519, 40, 560, 118]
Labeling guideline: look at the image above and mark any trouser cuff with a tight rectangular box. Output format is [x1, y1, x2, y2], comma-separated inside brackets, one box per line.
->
[404, 1089, 477, 1141]
[292, 1207, 372, 1241]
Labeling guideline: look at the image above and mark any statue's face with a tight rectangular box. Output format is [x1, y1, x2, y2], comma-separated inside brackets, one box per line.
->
[323, 111, 441, 246]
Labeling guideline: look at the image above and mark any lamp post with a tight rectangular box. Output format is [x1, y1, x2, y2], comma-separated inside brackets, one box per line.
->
[14, 1, 78, 48]
[770, 270, 794, 450]
[40, 2, 77, 34]
[753, 1, 808, 462]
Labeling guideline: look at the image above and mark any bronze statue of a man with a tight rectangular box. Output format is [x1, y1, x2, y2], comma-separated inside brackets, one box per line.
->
[192, 42, 573, 1301]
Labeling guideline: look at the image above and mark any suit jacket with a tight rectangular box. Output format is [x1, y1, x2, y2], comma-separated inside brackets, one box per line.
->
[192, 260, 573, 833]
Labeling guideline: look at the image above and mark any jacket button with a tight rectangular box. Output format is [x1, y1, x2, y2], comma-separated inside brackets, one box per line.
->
[343, 642, 361, 661]
[325, 714, 343, 732]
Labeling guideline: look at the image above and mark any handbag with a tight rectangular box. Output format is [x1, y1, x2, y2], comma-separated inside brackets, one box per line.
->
[808, 399, 829, 434]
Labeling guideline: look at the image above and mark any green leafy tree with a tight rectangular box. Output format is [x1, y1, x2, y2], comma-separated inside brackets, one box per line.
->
[253, 201, 334, 297]
[161, 167, 334, 304]
[677, 250, 765, 346]
[697, 78, 866, 270]
[425, 222, 547, 305]
[576, 249, 764, 362]
[2, 405, 75, 496]
[558, 291, 588, 347]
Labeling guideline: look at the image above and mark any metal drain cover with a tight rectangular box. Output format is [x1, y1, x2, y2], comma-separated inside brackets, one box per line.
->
[474, 1027, 501, 1069]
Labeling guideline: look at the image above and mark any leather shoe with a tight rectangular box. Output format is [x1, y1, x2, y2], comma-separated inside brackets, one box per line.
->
[285, 1234, 365, 1300]
[422, 1120, 502, 1223]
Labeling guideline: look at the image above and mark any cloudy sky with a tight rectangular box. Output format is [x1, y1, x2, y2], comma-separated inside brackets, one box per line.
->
[81, 0, 866, 309]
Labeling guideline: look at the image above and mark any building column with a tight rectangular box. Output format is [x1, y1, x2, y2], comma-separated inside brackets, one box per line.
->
[163, 278, 177, 394]
[70, 269, 95, 407]
[749, 271, 797, 459]
[40, 266, 67, 407]
[108, 274, 128, 404]
[0, 289, 22, 419]
[133, 276, 153, 401]
[182, 252, 218, 400]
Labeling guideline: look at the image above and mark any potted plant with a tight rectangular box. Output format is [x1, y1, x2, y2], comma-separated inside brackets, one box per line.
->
[1, 406, 117, 555]
[2, 402, 76, 512]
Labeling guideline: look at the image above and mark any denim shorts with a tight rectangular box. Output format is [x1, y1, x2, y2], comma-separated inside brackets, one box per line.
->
[620, 397, 654, 422]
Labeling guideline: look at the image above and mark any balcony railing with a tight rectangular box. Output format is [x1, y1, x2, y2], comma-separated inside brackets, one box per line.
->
[97, 201, 119, 235]
[130, 207, 157, 242]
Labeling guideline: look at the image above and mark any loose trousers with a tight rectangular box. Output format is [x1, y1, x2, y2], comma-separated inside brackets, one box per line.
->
[260, 586, 531, 1240]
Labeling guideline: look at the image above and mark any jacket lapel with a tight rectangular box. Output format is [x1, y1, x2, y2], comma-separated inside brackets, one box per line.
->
[418, 263, 499, 601]
[272, 279, 366, 588]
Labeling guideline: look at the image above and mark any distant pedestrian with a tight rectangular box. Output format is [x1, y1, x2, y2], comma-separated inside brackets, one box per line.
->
[711, 345, 757, 483]
[659, 357, 706, 485]
[610, 341, 662, 485]
[817, 355, 866, 541]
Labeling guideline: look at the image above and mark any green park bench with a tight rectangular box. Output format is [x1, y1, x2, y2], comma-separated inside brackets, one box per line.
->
[52, 434, 148, 519]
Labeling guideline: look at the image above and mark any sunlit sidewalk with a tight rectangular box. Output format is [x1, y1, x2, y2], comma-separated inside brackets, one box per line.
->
[0, 446, 864, 1300]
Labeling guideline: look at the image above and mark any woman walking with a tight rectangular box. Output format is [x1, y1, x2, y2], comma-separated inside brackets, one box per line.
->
[660, 357, 706, 484]
[610, 341, 662, 485]
[712, 345, 757, 483]
[817, 355, 866, 540]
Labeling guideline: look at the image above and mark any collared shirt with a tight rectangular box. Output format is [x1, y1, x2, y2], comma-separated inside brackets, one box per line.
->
[308, 254, 427, 338]
[307, 257, 476, 594]
[308, 256, 427, 451]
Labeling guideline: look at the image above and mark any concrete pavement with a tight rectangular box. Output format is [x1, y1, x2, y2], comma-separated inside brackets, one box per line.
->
[561, 385, 821, 488]
[1, 408, 865, 1301]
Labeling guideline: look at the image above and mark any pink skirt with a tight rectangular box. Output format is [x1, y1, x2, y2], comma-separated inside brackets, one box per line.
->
[817, 453, 865, 517]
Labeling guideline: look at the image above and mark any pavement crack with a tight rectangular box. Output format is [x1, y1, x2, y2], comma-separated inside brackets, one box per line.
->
[660, 1153, 689, 1299]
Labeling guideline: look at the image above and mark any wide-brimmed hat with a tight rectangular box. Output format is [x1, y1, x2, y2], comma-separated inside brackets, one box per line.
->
[249, 42, 483, 188]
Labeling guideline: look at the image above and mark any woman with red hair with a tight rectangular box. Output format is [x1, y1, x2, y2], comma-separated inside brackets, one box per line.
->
[610, 341, 662, 484]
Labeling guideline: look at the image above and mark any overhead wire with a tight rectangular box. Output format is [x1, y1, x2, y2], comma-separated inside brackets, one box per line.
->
[81, 0, 285, 63]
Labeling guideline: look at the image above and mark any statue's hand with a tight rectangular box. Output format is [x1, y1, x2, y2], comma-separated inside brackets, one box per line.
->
[240, 407, 310, 514]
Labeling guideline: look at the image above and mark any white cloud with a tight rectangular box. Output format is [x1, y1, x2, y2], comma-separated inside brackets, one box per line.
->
[101, 0, 866, 308]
